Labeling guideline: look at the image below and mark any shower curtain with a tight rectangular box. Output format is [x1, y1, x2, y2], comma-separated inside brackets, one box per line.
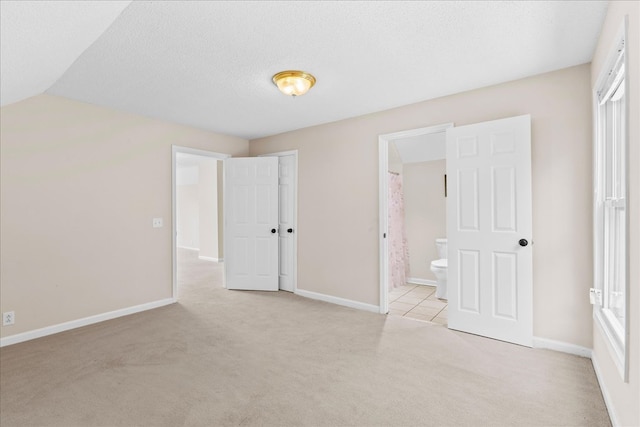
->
[388, 172, 410, 290]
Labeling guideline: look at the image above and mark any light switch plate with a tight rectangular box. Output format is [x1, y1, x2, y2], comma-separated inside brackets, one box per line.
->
[153, 218, 163, 228]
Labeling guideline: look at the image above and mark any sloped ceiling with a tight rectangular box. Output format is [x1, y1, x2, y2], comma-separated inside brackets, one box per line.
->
[2, 1, 608, 139]
[0, 0, 131, 107]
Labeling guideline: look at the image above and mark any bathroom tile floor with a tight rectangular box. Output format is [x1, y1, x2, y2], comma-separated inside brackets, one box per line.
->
[388, 284, 448, 325]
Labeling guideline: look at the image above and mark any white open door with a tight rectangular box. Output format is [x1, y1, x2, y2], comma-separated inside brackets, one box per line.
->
[224, 157, 279, 291]
[277, 154, 296, 292]
[446, 115, 533, 347]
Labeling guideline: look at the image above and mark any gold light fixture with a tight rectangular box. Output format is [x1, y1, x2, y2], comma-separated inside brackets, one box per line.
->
[272, 70, 316, 97]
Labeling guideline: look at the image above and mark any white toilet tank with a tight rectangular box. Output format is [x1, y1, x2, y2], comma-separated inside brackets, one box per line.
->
[435, 238, 447, 259]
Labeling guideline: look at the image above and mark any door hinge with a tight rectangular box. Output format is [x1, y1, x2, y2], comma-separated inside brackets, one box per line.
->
[589, 288, 603, 306]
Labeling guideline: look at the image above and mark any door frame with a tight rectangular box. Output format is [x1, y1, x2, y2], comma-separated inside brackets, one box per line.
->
[258, 150, 299, 293]
[378, 123, 453, 314]
[171, 145, 230, 300]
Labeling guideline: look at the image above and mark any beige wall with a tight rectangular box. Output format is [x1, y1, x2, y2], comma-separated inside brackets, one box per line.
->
[403, 160, 446, 281]
[590, 2, 640, 426]
[0, 94, 248, 338]
[176, 183, 199, 248]
[250, 63, 594, 348]
[217, 160, 224, 259]
[198, 158, 219, 260]
[175, 159, 222, 259]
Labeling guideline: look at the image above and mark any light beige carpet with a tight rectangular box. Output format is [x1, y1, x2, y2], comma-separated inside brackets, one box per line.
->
[0, 250, 610, 426]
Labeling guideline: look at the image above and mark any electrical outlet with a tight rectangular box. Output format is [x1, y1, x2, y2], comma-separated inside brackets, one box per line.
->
[3, 311, 15, 326]
[152, 217, 163, 228]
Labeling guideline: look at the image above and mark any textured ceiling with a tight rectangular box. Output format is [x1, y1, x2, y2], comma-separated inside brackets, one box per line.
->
[0, 0, 131, 107]
[3, 1, 608, 139]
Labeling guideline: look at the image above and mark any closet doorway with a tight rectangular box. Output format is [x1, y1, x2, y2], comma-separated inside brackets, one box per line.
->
[223, 151, 298, 293]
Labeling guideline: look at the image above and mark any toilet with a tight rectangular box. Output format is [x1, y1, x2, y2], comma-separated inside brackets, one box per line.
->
[430, 238, 448, 300]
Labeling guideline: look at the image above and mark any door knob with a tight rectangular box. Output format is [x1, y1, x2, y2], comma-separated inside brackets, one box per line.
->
[519, 239, 528, 247]
[287, 228, 293, 233]
[271, 228, 277, 234]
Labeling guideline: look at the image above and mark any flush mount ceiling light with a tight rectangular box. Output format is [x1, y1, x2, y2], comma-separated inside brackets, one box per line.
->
[272, 70, 316, 97]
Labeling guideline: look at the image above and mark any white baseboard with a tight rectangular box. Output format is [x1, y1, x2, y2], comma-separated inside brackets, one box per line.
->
[532, 336, 593, 358]
[0, 298, 176, 348]
[198, 256, 222, 262]
[407, 277, 436, 286]
[295, 289, 379, 313]
[591, 354, 619, 427]
[177, 246, 199, 251]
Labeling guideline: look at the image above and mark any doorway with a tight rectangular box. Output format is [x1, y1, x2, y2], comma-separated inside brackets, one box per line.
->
[388, 134, 450, 324]
[379, 116, 533, 347]
[172, 148, 298, 297]
[172, 146, 229, 299]
[378, 124, 453, 315]
[223, 151, 298, 293]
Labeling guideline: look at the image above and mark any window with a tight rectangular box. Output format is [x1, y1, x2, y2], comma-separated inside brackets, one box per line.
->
[593, 22, 629, 380]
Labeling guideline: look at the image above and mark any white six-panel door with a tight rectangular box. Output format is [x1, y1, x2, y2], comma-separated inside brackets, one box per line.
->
[224, 157, 279, 291]
[446, 115, 533, 347]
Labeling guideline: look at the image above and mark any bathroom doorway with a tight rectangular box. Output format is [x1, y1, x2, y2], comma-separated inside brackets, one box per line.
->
[378, 123, 452, 323]
[379, 116, 534, 347]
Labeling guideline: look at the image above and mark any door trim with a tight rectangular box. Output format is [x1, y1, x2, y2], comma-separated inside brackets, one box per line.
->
[258, 150, 298, 293]
[378, 124, 453, 314]
[171, 145, 230, 300]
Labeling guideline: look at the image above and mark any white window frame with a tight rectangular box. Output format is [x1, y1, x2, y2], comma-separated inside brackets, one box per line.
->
[592, 19, 630, 381]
